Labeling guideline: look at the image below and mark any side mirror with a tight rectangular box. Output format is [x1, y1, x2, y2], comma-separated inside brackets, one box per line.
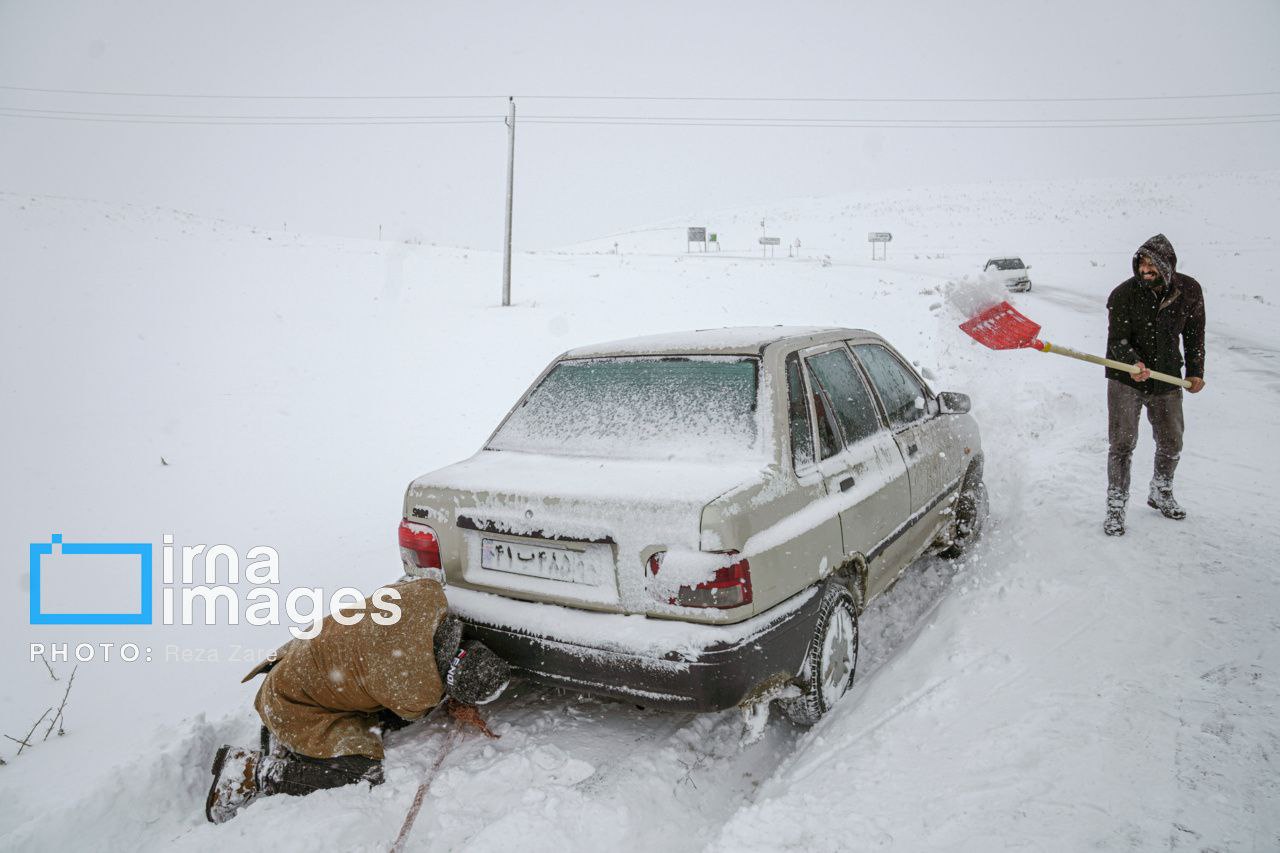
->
[937, 391, 971, 414]
[1026, 264, 1032, 270]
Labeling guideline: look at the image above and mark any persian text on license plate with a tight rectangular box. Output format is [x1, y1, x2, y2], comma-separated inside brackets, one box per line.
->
[480, 538, 598, 585]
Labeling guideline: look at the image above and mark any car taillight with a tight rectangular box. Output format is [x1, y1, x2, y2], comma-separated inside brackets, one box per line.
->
[398, 519, 441, 573]
[649, 550, 753, 609]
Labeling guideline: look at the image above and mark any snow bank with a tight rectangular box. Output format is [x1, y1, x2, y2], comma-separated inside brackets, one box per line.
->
[3, 170, 1278, 851]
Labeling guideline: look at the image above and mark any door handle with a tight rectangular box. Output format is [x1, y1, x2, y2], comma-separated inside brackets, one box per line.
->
[908, 443, 919, 456]
[839, 476, 855, 492]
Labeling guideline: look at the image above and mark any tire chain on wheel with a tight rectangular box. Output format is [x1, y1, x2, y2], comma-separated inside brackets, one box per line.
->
[780, 584, 859, 727]
[940, 458, 988, 559]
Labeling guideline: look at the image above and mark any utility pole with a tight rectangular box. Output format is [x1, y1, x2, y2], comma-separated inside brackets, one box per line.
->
[502, 96, 516, 307]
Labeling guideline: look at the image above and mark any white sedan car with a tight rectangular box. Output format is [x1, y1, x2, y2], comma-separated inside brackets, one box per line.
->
[984, 257, 1033, 292]
[399, 327, 986, 724]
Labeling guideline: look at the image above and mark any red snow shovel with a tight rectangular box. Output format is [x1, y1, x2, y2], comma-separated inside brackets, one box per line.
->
[959, 301, 1191, 389]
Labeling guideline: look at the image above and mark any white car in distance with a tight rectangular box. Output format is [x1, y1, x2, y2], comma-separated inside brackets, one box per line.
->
[984, 257, 1033, 292]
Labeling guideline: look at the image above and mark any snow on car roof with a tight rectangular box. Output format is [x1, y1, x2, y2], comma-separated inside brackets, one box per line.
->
[564, 326, 865, 358]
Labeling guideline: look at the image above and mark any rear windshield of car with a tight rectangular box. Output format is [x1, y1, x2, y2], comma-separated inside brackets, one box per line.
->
[487, 355, 761, 461]
[989, 258, 1025, 270]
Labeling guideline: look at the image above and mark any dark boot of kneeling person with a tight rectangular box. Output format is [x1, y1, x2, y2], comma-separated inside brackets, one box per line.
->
[206, 730, 386, 824]
[206, 580, 510, 824]
[207, 640, 510, 823]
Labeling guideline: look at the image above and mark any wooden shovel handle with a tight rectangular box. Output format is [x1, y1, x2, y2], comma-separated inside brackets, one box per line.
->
[1037, 340, 1192, 389]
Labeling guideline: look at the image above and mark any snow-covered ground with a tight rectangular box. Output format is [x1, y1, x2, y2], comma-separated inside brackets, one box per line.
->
[2, 172, 1278, 851]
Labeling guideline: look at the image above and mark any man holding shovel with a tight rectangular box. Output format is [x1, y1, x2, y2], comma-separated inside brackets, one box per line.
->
[1103, 233, 1205, 536]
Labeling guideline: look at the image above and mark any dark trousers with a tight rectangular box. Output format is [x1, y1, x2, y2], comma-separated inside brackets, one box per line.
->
[258, 726, 384, 798]
[1107, 379, 1184, 495]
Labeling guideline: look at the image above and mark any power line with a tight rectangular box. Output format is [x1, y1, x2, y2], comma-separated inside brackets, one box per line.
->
[3, 105, 502, 121]
[521, 111, 1280, 124]
[3, 112, 1275, 129]
[2, 83, 1279, 103]
[523, 118, 1280, 129]
[9, 106, 1280, 122]
[520, 92, 1280, 104]
[2, 104, 1277, 129]
[6, 112, 1274, 129]
[0, 111, 502, 127]
[0, 84, 508, 100]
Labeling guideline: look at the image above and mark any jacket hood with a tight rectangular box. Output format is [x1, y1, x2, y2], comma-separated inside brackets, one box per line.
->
[1132, 233, 1178, 285]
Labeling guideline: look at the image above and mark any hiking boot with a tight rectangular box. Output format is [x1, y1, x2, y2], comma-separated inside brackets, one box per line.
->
[1104, 489, 1127, 536]
[257, 750, 384, 797]
[1147, 479, 1187, 520]
[206, 745, 261, 824]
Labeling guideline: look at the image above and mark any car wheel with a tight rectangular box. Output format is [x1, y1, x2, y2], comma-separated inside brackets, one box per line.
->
[780, 585, 858, 727]
[939, 467, 989, 559]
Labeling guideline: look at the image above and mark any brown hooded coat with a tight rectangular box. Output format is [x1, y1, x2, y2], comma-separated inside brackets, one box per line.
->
[243, 579, 449, 760]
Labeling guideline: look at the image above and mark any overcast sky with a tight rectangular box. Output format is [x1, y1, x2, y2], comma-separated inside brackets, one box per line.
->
[2, 0, 1278, 249]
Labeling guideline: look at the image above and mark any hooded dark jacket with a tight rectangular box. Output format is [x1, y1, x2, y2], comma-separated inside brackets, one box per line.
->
[1105, 233, 1205, 394]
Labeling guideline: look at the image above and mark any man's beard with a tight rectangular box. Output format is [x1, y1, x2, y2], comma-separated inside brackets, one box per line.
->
[1141, 273, 1164, 287]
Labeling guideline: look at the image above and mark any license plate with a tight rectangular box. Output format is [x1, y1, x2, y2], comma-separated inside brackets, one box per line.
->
[480, 538, 598, 585]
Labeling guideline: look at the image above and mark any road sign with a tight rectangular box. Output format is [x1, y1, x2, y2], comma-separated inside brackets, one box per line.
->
[867, 232, 893, 242]
[759, 237, 781, 246]
[687, 226, 708, 253]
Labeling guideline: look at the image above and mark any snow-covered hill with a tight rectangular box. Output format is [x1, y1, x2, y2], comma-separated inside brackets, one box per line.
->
[1, 173, 1277, 851]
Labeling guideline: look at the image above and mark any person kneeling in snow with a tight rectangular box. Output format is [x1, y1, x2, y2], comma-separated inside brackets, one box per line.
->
[205, 578, 510, 824]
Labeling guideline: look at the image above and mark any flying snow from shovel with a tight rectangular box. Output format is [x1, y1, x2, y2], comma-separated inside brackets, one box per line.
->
[940, 274, 1012, 321]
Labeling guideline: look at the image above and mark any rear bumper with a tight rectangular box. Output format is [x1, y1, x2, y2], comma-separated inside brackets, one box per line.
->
[446, 586, 824, 712]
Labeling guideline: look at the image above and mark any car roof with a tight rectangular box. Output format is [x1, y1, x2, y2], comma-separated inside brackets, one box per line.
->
[564, 326, 876, 358]
[986, 256, 1024, 262]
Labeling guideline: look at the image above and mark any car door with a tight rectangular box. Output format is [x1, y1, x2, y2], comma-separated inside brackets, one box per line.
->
[767, 350, 840, 596]
[801, 344, 912, 597]
[850, 343, 956, 551]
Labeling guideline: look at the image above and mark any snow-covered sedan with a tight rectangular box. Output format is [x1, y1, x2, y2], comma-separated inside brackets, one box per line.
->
[984, 256, 1033, 292]
[398, 327, 985, 724]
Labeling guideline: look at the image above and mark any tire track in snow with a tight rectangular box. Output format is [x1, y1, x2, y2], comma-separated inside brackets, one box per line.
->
[380, 680, 800, 851]
[376, 550, 976, 851]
